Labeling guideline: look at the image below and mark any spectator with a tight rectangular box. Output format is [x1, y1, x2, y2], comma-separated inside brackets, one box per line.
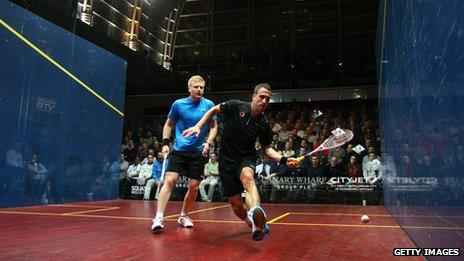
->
[417, 155, 436, 177]
[142, 149, 155, 164]
[362, 146, 379, 166]
[324, 156, 344, 179]
[123, 140, 137, 163]
[5, 141, 24, 169]
[329, 145, 346, 163]
[120, 156, 142, 199]
[137, 142, 149, 161]
[126, 156, 142, 179]
[346, 155, 362, 179]
[144, 131, 155, 147]
[277, 124, 290, 142]
[363, 152, 382, 183]
[342, 144, 358, 166]
[282, 141, 295, 158]
[137, 154, 155, 186]
[298, 156, 324, 177]
[199, 153, 220, 202]
[121, 136, 131, 151]
[27, 154, 48, 204]
[144, 152, 168, 200]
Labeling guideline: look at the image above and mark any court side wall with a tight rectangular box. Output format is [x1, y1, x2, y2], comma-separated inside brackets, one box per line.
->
[378, 0, 464, 251]
[0, 2, 126, 207]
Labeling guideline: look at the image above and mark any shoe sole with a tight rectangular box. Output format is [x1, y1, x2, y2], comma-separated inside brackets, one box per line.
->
[252, 208, 266, 241]
[151, 225, 164, 233]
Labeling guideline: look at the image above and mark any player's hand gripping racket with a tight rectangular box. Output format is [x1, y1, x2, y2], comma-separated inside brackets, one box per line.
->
[155, 153, 168, 200]
[296, 129, 354, 163]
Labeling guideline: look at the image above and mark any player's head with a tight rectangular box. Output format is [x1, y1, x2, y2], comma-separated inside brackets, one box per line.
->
[187, 75, 205, 100]
[251, 83, 272, 113]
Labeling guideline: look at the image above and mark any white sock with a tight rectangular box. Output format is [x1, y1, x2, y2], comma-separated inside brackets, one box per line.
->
[180, 211, 187, 217]
[155, 211, 164, 219]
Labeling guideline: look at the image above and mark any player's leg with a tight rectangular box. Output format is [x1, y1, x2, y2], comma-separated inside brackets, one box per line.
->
[177, 152, 205, 228]
[240, 167, 260, 208]
[151, 171, 179, 231]
[228, 194, 247, 220]
[240, 166, 268, 241]
[178, 178, 200, 228]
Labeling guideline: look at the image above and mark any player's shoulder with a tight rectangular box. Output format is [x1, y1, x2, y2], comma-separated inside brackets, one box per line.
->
[172, 97, 190, 107]
[176, 97, 190, 103]
[201, 97, 215, 106]
[220, 99, 245, 107]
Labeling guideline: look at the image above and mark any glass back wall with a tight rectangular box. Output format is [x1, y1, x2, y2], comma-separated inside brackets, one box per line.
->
[378, 0, 464, 251]
[0, 2, 126, 207]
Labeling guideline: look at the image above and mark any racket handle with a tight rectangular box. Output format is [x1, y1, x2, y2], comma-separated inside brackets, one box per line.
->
[296, 156, 305, 162]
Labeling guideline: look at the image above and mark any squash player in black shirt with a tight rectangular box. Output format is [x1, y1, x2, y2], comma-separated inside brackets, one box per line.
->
[183, 83, 299, 241]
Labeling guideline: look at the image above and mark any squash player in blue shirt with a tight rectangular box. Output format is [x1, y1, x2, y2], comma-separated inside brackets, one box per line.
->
[151, 75, 217, 232]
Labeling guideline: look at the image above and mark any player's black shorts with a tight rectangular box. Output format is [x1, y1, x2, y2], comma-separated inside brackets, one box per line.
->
[166, 150, 207, 180]
[219, 157, 256, 197]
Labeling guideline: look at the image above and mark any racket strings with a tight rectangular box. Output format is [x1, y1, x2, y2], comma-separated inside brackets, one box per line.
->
[324, 130, 353, 149]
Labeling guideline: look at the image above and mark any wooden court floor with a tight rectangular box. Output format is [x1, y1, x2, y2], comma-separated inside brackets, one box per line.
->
[1, 199, 455, 260]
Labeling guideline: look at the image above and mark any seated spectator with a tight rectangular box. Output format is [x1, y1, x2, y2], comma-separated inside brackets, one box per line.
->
[298, 156, 324, 177]
[137, 154, 154, 186]
[346, 155, 362, 179]
[199, 153, 220, 202]
[137, 141, 149, 161]
[288, 131, 302, 152]
[123, 140, 137, 163]
[5, 141, 24, 169]
[324, 156, 344, 179]
[142, 149, 155, 164]
[27, 154, 48, 204]
[255, 157, 281, 202]
[121, 136, 131, 151]
[362, 146, 380, 166]
[397, 154, 413, 177]
[282, 140, 295, 158]
[417, 155, 436, 177]
[342, 144, 358, 166]
[313, 136, 330, 163]
[110, 153, 129, 181]
[329, 146, 346, 164]
[120, 156, 141, 199]
[277, 124, 290, 143]
[297, 147, 307, 158]
[144, 152, 168, 200]
[363, 152, 382, 184]
[126, 157, 142, 179]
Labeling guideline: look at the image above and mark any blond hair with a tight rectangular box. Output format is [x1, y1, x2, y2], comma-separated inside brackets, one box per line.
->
[188, 75, 205, 87]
